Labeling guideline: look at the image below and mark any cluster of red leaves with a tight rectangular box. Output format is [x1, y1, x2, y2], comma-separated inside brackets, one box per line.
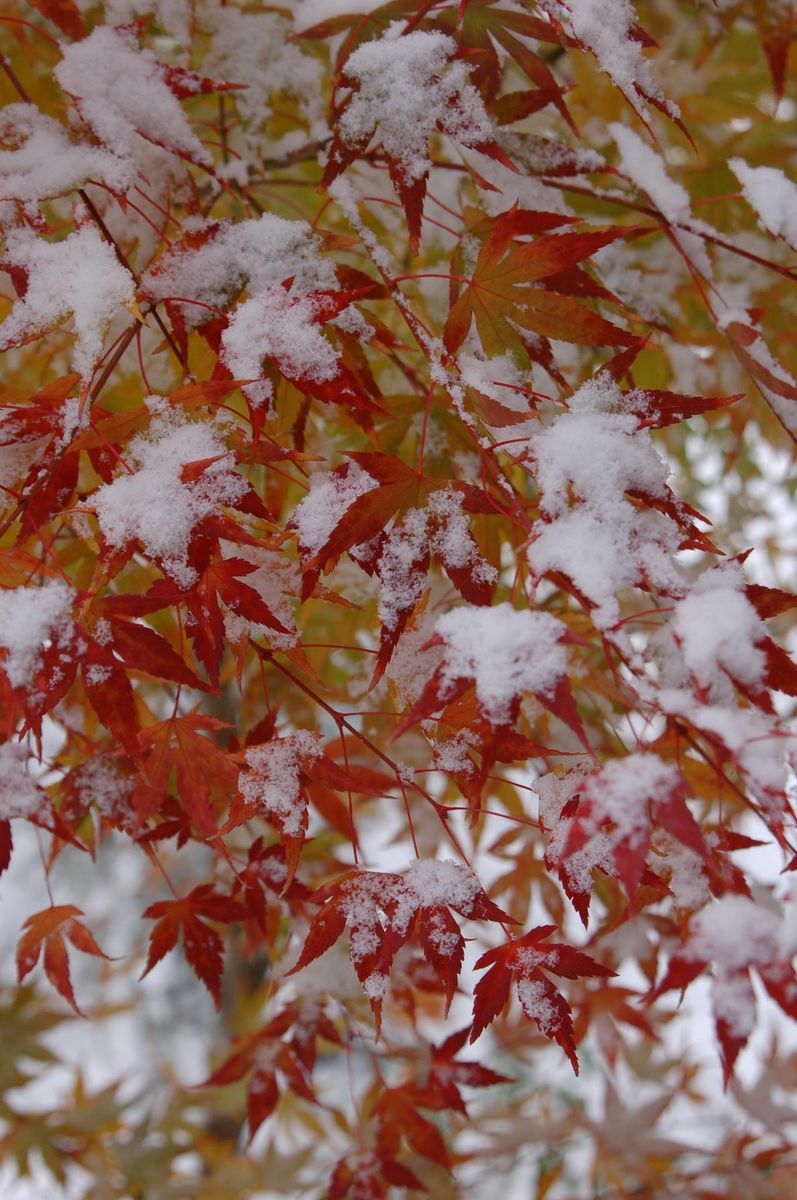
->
[1, 0, 797, 1194]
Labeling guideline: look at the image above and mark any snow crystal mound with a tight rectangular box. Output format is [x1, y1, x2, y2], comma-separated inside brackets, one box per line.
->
[240, 732, 323, 837]
[402, 858, 480, 910]
[730, 158, 797, 251]
[0, 741, 43, 820]
[0, 226, 135, 381]
[688, 895, 780, 971]
[93, 412, 247, 585]
[292, 466, 377, 557]
[581, 753, 681, 836]
[376, 489, 496, 631]
[0, 104, 132, 203]
[205, 7, 324, 144]
[220, 287, 341, 413]
[143, 213, 336, 330]
[339, 24, 493, 182]
[54, 26, 211, 168]
[436, 602, 568, 724]
[669, 563, 766, 692]
[526, 373, 683, 627]
[542, 0, 677, 118]
[0, 578, 74, 690]
[610, 122, 691, 224]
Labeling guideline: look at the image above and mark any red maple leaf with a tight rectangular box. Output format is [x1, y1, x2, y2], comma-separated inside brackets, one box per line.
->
[471, 925, 615, 1071]
[203, 1000, 338, 1138]
[17, 905, 110, 1015]
[444, 225, 634, 358]
[141, 884, 247, 1009]
[419, 1026, 512, 1114]
[138, 712, 238, 839]
[288, 861, 514, 1027]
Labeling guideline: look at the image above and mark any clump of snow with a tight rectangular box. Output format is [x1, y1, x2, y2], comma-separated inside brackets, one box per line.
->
[0, 579, 74, 690]
[361, 971, 389, 1001]
[687, 895, 781, 971]
[73, 755, 136, 829]
[0, 104, 131, 203]
[580, 753, 681, 838]
[220, 286, 342, 412]
[292, 465, 377, 557]
[464, 144, 572, 217]
[0, 741, 44, 819]
[54, 26, 211, 168]
[668, 563, 766, 695]
[685, 896, 788, 1044]
[77, 756, 132, 811]
[386, 611, 442, 710]
[93, 412, 247, 585]
[609, 124, 714, 278]
[538, 766, 611, 901]
[531, 376, 669, 513]
[0, 226, 135, 381]
[239, 732, 323, 838]
[610, 123, 690, 224]
[398, 858, 480, 924]
[459, 351, 534, 430]
[650, 562, 769, 716]
[432, 730, 477, 776]
[338, 859, 481, 942]
[338, 25, 493, 182]
[499, 132, 605, 178]
[377, 489, 496, 630]
[542, 0, 677, 119]
[459, 352, 525, 405]
[516, 974, 560, 1034]
[526, 373, 683, 627]
[0, 436, 49, 503]
[205, 8, 325, 144]
[143, 214, 336, 330]
[655, 831, 710, 914]
[729, 158, 797, 251]
[326, 175, 395, 273]
[103, 0, 192, 46]
[592, 240, 664, 324]
[638, 563, 789, 809]
[303, 858, 489, 1004]
[436, 602, 568, 724]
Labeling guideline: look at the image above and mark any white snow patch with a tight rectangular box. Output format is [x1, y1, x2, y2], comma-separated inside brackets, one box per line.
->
[239, 732, 323, 837]
[730, 158, 797, 251]
[338, 25, 493, 182]
[55, 26, 211, 168]
[0, 742, 44, 820]
[0, 579, 74, 690]
[292, 466, 377, 557]
[526, 373, 683, 626]
[93, 412, 247, 585]
[0, 226, 135, 381]
[220, 287, 341, 413]
[143, 214, 336, 330]
[610, 122, 690, 224]
[436, 603, 568, 724]
[0, 104, 131, 203]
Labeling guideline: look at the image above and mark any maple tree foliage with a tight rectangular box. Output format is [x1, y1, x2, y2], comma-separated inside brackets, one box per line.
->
[1, 0, 797, 1196]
